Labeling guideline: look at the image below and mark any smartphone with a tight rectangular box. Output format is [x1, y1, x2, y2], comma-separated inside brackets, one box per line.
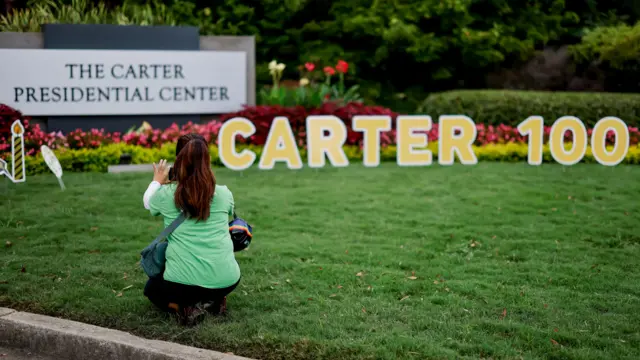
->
[168, 166, 175, 181]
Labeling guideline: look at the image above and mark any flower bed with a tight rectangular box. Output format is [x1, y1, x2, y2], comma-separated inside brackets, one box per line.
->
[0, 104, 32, 154]
[258, 59, 363, 108]
[19, 142, 640, 175]
[3, 102, 640, 174]
[4, 103, 639, 158]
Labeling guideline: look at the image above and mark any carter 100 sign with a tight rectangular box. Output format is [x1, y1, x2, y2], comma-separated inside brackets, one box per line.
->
[215, 115, 631, 170]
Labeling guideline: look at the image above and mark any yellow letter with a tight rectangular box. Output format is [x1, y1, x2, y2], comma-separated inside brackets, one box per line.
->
[352, 115, 392, 167]
[396, 115, 433, 166]
[549, 116, 587, 166]
[517, 116, 544, 165]
[438, 115, 477, 165]
[305, 115, 349, 168]
[217, 117, 256, 170]
[591, 116, 629, 166]
[259, 117, 303, 170]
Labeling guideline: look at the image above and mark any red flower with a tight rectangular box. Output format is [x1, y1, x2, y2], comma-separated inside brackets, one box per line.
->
[335, 60, 349, 74]
[304, 62, 315, 72]
[324, 66, 336, 76]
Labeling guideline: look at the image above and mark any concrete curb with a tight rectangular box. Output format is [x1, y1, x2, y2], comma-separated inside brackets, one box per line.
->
[108, 164, 174, 174]
[0, 307, 255, 360]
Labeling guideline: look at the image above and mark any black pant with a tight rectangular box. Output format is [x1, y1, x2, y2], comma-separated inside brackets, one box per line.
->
[144, 276, 240, 312]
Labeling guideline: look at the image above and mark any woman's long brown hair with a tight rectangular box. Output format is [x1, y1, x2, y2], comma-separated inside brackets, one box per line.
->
[173, 134, 216, 221]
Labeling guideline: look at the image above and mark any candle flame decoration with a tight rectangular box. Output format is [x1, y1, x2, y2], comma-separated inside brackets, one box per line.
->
[0, 119, 26, 183]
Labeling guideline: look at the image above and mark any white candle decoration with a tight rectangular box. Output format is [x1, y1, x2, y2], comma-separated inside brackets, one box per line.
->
[0, 119, 26, 184]
[11, 120, 26, 183]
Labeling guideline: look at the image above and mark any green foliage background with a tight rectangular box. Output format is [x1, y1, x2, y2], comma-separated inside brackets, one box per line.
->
[1, 0, 640, 110]
[420, 90, 640, 127]
[569, 20, 640, 92]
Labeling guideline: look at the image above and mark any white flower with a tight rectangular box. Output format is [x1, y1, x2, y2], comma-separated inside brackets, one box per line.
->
[268, 60, 286, 85]
[299, 78, 310, 86]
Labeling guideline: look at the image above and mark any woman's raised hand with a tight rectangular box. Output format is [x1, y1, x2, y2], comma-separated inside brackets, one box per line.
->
[153, 159, 171, 184]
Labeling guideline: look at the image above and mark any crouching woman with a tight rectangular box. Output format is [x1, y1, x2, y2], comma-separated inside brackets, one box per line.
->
[141, 134, 240, 325]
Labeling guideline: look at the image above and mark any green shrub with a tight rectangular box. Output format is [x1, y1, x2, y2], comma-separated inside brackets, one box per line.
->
[570, 21, 640, 69]
[418, 90, 640, 127]
[0, 0, 590, 103]
[20, 141, 640, 176]
[24, 143, 176, 174]
[568, 20, 640, 92]
[4, 1, 640, 107]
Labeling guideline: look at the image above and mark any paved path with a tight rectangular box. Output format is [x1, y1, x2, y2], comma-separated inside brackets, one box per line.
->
[0, 347, 57, 360]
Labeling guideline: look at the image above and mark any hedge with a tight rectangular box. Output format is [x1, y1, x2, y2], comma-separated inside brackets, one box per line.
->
[419, 90, 640, 127]
[16, 142, 640, 176]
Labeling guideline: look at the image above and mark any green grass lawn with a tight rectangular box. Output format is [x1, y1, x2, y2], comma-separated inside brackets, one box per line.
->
[1, 163, 639, 360]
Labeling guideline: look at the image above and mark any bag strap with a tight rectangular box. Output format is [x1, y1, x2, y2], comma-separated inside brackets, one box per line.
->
[154, 212, 186, 244]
